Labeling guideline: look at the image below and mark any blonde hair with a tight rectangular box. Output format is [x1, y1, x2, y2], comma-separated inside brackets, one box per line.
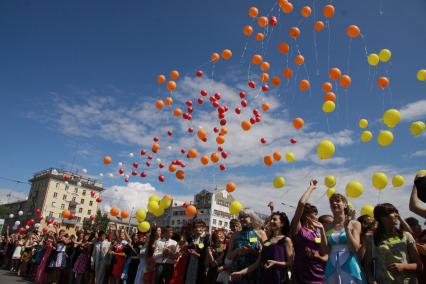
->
[239, 208, 263, 229]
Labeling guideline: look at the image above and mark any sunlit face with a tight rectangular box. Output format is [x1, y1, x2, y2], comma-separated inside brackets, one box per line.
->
[381, 211, 399, 227]
[194, 225, 205, 237]
[138, 234, 147, 243]
[155, 228, 162, 238]
[329, 196, 346, 214]
[269, 214, 283, 230]
[239, 214, 251, 228]
[230, 222, 242, 233]
[120, 231, 126, 240]
[216, 231, 225, 243]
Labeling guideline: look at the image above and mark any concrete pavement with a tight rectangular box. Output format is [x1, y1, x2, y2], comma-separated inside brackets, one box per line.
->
[0, 269, 32, 283]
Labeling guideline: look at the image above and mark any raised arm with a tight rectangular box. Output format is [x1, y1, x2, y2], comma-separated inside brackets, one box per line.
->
[345, 220, 362, 253]
[290, 180, 317, 236]
[398, 215, 414, 235]
[409, 184, 426, 218]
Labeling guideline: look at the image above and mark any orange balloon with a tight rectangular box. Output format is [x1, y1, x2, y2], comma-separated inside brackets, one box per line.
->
[260, 73, 270, 83]
[255, 33, 265, 41]
[226, 181, 236, 193]
[241, 120, 252, 131]
[110, 207, 119, 217]
[301, 6, 312, 17]
[252, 54, 263, 65]
[281, 1, 293, 14]
[166, 81, 177, 92]
[257, 16, 268, 28]
[103, 156, 112, 165]
[152, 143, 160, 153]
[243, 25, 253, 36]
[262, 102, 270, 112]
[340, 74, 351, 88]
[293, 117, 304, 129]
[271, 76, 281, 86]
[156, 100, 164, 109]
[211, 52, 220, 62]
[248, 7, 259, 18]
[176, 170, 185, 180]
[347, 25, 361, 38]
[294, 54, 304, 65]
[120, 210, 129, 219]
[322, 82, 333, 92]
[170, 70, 180, 80]
[283, 68, 293, 78]
[260, 61, 270, 72]
[278, 42, 290, 54]
[197, 129, 207, 140]
[157, 74, 166, 85]
[289, 27, 300, 39]
[314, 21, 325, 32]
[329, 67, 341, 81]
[216, 136, 225, 145]
[273, 151, 282, 161]
[62, 210, 71, 219]
[222, 49, 232, 60]
[377, 76, 389, 89]
[173, 108, 182, 117]
[264, 155, 273, 166]
[185, 205, 197, 217]
[299, 79, 310, 91]
[169, 164, 177, 172]
[220, 127, 228, 135]
[324, 92, 336, 102]
[165, 97, 173, 106]
[323, 4, 335, 18]
[200, 155, 209, 165]
[210, 153, 220, 163]
[164, 194, 173, 201]
[188, 148, 198, 159]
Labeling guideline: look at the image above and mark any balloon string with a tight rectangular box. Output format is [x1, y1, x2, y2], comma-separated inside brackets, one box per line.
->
[240, 41, 249, 64]
[384, 64, 394, 99]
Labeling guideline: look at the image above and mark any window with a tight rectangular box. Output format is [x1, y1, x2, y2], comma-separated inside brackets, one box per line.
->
[224, 222, 228, 228]
[213, 219, 217, 225]
[81, 199, 84, 204]
[172, 220, 175, 225]
[72, 197, 76, 202]
[87, 210, 91, 215]
[82, 190, 86, 196]
[61, 204, 65, 209]
[49, 212, 53, 217]
[77, 217, 81, 222]
[219, 220, 223, 226]
[53, 192, 58, 198]
[51, 201, 56, 208]
[65, 185, 69, 191]
[79, 208, 83, 213]
[74, 187, 78, 193]
[63, 195, 67, 201]
[56, 183, 60, 188]
[89, 201, 93, 206]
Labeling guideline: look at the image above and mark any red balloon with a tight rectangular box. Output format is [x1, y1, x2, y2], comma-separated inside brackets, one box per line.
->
[313, 180, 318, 185]
[260, 138, 267, 144]
[219, 164, 226, 171]
[35, 209, 41, 215]
[200, 89, 208, 96]
[183, 202, 189, 208]
[221, 151, 228, 159]
[27, 219, 35, 227]
[37, 216, 43, 221]
[146, 161, 151, 167]
[46, 219, 53, 225]
[269, 16, 278, 26]
[90, 191, 96, 197]
[248, 81, 256, 88]
[241, 100, 248, 108]
[214, 93, 221, 100]
[239, 92, 246, 99]
[188, 127, 194, 133]
[131, 170, 137, 176]
[89, 215, 95, 221]
[148, 155, 153, 160]
[96, 197, 102, 203]
[196, 70, 203, 77]
[235, 108, 242, 114]
[167, 130, 173, 136]
[159, 175, 165, 182]
[290, 138, 297, 144]
[153, 136, 159, 142]
[159, 163, 164, 169]
[133, 162, 139, 168]
[124, 177, 129, 183]
[261, 85, 269, 92]
[119, 168, 125, 175]
[140, 149, 147, 155]
[42, 227, 49, 233]
[19, 227, 27, 234]
[197, 98, 204, 104]
[140, 172, 147, 178]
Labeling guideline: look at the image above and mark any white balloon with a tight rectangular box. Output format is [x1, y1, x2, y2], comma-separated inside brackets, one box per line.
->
[9, 214, 14, 218]
[128, 153, 134, 158]
[82, 169, 88, 173]
[125, 175, 130, 179]
[34, 223, 40, 228]
[167, 146, 172, 150]
[157, 158, 161, 162]
[15, 221, 21, 226]
[77, 181, 82, 187]
[51, 169, 58, 175]
[65, 181, 69, 185]
[99, 173, 104, 177]
[118, 162, 123, 167]
[18, 210, 23, 216]
[108, 173, 114, 178]
[48, 224, 53, 228]
[25, 225, 30, 229]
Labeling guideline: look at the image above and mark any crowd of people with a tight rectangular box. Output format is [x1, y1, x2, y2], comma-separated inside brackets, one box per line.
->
[1, 173, 426, 284]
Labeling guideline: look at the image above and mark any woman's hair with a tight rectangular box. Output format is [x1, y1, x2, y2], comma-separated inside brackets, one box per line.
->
[239, 208, 263, 229]
[373, 203, 403, 245]
[211, 229, 226, 244]
[301, 203, 318, 225]
[146, 225, 159, 258]
[329, 193, 349, 215]
[270, 211, 290, 236]
[357, 215, 376, 237]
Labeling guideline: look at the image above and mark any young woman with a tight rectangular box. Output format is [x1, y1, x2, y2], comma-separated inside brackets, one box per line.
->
[205, 228, 227, 284]
[323, 193, 365, 284]
[72, 233, 91, 284]
[170, 225, 191, 284]
[110, 229, 127, 284]
[231, 211, 294, 283]
[185, 220, 210, 284]
[134, 232, 148, 284]
[144, 226, 162, 284]
[48, 230, 69, 283]
[290, 180, 326, 284]
[11, 234, 24, 273]
[366, 203, 422, 284]
[409, 171, 426, 219]
[35, 232, 55, 284]
[228, 209, 267, 284]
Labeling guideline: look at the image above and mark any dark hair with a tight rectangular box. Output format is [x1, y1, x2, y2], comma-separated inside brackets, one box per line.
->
[230, 219, 240, 226]
[270, 211, 290, 236]
[329, 193, 350, 215]
[301, 203, 318, 225]
[373, 203, 402, 245]
[357, 215, 375, 237]
[146, 225, 160, 258]
[405, 217, 420, 228]
[98, 230, 106, 237]
[163, 226, 173, 233]
[193, 219, 206, 228]
[318, 215, 334, 225]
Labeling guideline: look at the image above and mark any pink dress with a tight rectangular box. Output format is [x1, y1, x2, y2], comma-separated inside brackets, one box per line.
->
[35, 245, 53, 284]
[112, 244, 126, 278]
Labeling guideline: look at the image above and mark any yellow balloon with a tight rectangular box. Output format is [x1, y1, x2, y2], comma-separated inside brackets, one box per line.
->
[322, 101, 336, 113]
[417, 170, 426, 176]
[367, 53, 379, 66]
[317, 140, 335, 159]
[417, 69, 426, 81]
[392, 175, 405, 188]
[138, 221, 150, 233]
[360, 131, 373, 143]
[285, 152, 295, 162]
[148, 200, 160, 213]
[379, 49, 391, 62]
[324, 176, 336, 188]
[135, 209, 147, 222]
[149, 195, 160, 202]
[159, 198, 172, 209]
[359, 119, 368, 129]
[372, 172, 388, 190]
[410, 121, 425, 136]
[345, 181, 364, 198]
[360, 205, 374, 218]
[152, 207, 165, 217]
[229, 201, 243, 215]
[383, 109, 401, 128]
[326, 187, 336, 198]
[377, 130, 394, 147]
[273, 177, 286, 188]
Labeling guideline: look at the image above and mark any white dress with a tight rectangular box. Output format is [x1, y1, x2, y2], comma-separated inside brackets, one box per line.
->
[134, 246, 147, 284]
[12, 245, 22, 259]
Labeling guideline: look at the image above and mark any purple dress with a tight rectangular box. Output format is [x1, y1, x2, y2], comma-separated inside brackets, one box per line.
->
[292, 227, 325, 284]
[260, 238, 288, 283]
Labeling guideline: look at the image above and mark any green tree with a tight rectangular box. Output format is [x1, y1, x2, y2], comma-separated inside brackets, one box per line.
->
[0, 205, 11, 218]
[92, 209, 110, 232]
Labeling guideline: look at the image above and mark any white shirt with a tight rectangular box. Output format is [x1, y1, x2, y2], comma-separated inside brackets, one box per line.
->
[153, 238, 177, 264]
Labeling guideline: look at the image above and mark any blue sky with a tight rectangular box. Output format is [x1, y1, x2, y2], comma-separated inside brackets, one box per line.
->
[0, 0, 425, 217]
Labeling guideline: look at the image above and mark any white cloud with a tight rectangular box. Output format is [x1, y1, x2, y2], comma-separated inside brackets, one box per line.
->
[400, 99, 426, 121]
[411, 150, 426, 157]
